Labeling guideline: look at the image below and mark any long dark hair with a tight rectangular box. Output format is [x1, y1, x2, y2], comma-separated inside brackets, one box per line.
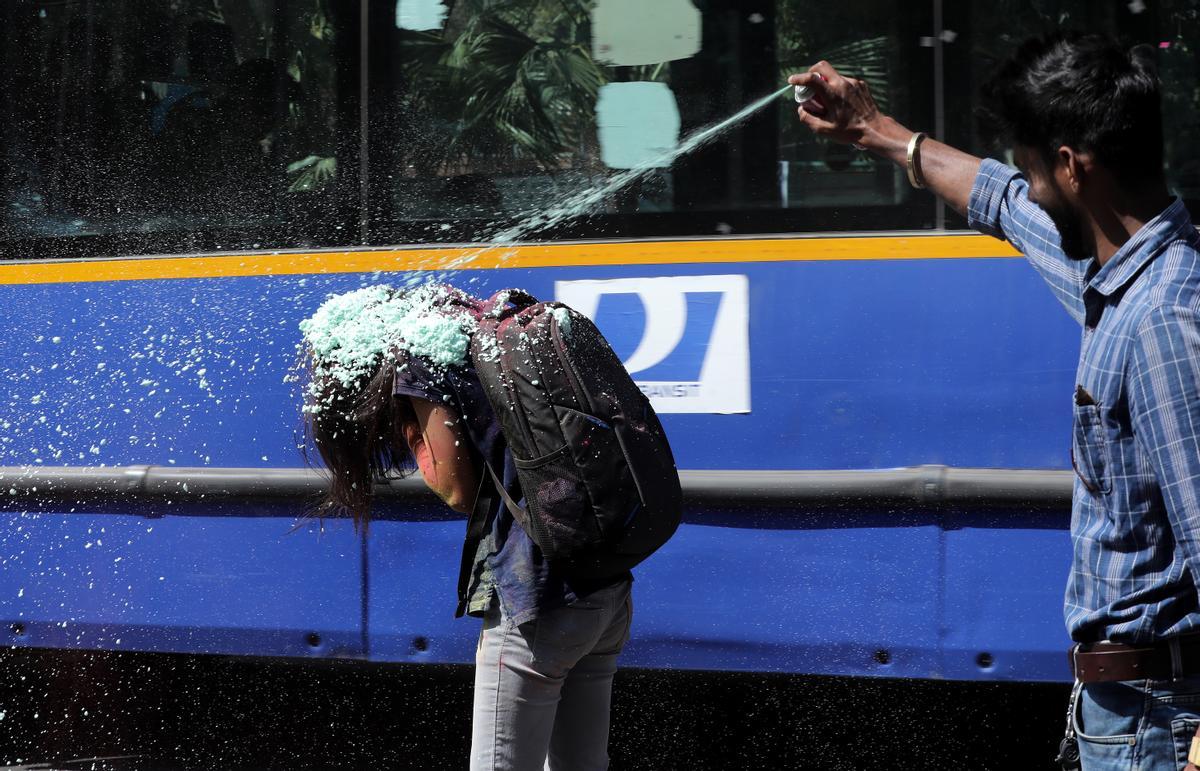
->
[302, 353, 417, 531]
[299, 283, 479, 529]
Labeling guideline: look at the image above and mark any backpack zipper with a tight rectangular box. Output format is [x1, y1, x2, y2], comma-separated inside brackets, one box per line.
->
[550, 312, 593, 415]
[497, 325, 538, 452]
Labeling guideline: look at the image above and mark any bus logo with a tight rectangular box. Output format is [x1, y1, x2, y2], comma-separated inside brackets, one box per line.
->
[555, 275, 750, 414]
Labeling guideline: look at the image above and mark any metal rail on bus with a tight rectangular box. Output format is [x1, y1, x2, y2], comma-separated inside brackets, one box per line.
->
[0, 465, 1072, 514]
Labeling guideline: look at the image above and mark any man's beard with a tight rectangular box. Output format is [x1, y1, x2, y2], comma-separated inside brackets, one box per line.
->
[1043, 200, 1090, 261]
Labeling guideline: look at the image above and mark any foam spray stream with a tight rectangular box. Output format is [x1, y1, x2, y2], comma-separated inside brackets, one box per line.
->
[428, 84, 795, 274]
[301, 89, 795, 411]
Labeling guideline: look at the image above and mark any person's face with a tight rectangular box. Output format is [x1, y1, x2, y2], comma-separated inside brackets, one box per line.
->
[1014, 145, 1091, 261]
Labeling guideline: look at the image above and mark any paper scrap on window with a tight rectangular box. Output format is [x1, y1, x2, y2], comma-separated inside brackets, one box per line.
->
[395, 0, 446, 31]
[591, 0, 701, 66]
[596, 82, 681, 170]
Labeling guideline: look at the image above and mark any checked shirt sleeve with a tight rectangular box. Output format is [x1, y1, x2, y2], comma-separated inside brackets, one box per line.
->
[967, 158, 1088, 325]
[1129, 305, 1200, 569]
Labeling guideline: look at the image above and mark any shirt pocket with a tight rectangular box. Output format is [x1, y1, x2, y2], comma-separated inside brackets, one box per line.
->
[1072, 402, 1112, 496]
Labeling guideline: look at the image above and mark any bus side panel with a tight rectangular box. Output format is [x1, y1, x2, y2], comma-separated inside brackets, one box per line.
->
[0, 251, 1079, 678]
[941, 513, 1073, 681]
[368, 514, 946, 677]
[0, 256, 1080, 472]
[365, 517, 475, 663]
[367, 509, 1071, 681]
[2, 511, 363, 658]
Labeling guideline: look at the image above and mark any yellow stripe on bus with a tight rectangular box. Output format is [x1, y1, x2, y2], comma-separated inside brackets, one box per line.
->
[0, 234, 1022, 286]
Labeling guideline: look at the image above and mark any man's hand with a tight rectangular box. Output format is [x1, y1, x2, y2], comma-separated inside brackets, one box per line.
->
[788, 62, 882, 147]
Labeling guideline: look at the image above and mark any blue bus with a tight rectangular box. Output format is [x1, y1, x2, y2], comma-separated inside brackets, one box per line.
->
[1, 0, 1198, 767]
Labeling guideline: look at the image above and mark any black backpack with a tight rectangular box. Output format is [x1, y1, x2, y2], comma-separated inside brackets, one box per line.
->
[464, 289, 682, 580]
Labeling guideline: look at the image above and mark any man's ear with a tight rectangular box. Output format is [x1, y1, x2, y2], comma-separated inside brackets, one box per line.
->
[1057, 145, 1091, 195]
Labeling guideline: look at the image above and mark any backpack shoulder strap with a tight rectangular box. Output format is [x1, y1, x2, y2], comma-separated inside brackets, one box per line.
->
[454, 458, 527, 618]
[456, 471, 495, 618]
[483, 459, 525, 522]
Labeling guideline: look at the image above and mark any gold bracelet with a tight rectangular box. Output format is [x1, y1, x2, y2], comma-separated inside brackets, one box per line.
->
[906, 131, 928, 190]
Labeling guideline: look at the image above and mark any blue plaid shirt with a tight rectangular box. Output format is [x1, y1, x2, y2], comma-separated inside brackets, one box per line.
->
[969, 158, 1200, 643]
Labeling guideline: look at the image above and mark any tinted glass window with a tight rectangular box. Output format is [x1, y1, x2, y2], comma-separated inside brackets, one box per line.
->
[366, 0, 933, 244]
[777, 1, 923, 212]
[946, 0, 1200, 217]
[1158, 0, 1200, 202]
[0, 0, 346, 253]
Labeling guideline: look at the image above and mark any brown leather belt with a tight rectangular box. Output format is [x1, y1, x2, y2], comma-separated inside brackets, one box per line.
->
[1070, 638, 1200, 683]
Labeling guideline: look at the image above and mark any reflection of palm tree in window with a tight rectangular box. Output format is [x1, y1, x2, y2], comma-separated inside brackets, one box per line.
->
[3, 0, 341, 237]
[395, 0, 607, 178]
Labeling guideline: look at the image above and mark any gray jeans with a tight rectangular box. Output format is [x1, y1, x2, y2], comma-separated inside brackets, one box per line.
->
[470, 579, 633, 771]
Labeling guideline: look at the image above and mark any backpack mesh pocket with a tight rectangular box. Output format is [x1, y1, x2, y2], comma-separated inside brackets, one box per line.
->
[514, 446, 595, 560]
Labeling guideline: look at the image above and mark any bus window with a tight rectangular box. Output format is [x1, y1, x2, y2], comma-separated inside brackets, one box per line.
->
[1157, 1, 1200, 205]
[0, 0, 346, 255]
[366, 0, 935, 244]
[945, 1, 1200, 222]
[776, 1, 924, 212]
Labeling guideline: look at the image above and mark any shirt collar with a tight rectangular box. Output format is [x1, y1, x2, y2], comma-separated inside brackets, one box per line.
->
[1089, 197, 1194, 297]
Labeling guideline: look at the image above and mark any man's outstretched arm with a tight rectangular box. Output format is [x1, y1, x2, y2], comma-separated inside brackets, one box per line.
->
[789, 63, 981, 216]
[789, 61, 1089, 325]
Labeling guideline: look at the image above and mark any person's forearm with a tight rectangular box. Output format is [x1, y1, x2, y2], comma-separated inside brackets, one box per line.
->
[858, 116, 983, 218]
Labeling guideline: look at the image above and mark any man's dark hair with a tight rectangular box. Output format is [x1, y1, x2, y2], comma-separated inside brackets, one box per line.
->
[979, 32, 1165, 190]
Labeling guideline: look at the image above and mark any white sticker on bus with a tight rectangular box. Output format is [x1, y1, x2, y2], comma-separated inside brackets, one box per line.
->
[556, 275, 750, 414]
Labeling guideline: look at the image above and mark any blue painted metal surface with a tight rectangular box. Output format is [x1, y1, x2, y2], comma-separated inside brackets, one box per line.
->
[3, 511, 362, 658]
[0, 251, 1082, 681]
[941, 511, 1073, 681]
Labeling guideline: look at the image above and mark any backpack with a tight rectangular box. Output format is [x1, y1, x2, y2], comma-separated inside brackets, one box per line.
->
[464, 289, 682, 580]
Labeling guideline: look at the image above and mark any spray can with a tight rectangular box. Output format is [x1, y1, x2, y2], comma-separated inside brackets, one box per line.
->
[794, 72, 824, 108]
[795, 72, 866, 150]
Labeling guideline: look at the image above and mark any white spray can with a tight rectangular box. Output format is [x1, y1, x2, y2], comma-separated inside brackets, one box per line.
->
[794, 72, 866, 150]
[794, 72, 824, 107]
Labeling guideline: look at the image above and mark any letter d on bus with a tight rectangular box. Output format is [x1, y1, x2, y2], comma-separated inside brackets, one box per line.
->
[556, 275, 749, 414]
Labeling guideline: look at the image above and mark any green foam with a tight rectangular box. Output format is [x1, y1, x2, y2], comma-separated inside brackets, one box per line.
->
[299, 284, 469, 410]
